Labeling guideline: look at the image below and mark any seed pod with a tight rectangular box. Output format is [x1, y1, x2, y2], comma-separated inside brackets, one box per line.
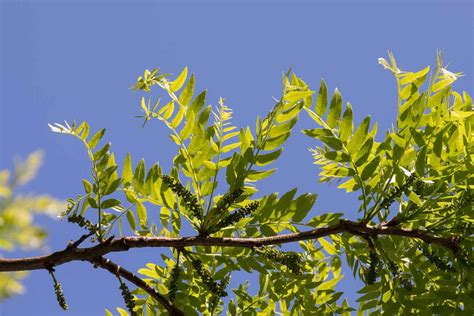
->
[190, 258, 227, 298]
[255, 246, 303, 275]
[68, 214, 98, 233]
[168, 260, 181, 302]
[118, 280, 136, 315]
[162, 175, 203, 221]
[49, 270, 68, 311]
[210, 201, 260, 233]
[386, 259, 413, 291]
[419, 246, 455, 273]
[215, 188, 244, 212]
[380, 174, 418, 210]
[366, 251, 379, 285]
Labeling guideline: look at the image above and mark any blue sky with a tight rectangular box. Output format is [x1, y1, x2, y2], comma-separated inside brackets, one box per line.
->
[1, 0, 472, 315]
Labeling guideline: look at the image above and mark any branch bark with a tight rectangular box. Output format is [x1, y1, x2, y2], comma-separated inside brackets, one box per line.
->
[0, 220, 460, 272]
[90, 256, 184, 316]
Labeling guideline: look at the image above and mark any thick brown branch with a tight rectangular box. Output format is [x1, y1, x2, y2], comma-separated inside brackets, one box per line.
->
[0, 220, 460, 273]
[90, 256, 184, 316]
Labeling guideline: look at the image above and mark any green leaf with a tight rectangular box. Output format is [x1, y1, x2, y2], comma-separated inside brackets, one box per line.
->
[320, 136, 343, 150]
[178, 74, 195, 105]
[255, 149, 283, 166]
[93, 143, 110, 162]
[307, 213, 343, 227]
[320, 238, 337, 255]
[247, 169, 276, 181]
[360, 156, 380, 181]
[104, 178, 122, 195]
[339, 102, 353, 142]
[169, 67, 188, 92]
[170, 104, 185, 128]
[292, 193, 317, 222]
[159, 101, 175, 120]
[346, 116, 370, 154]
[116, 307, 129, 316]
[433, 130, 444, 158]
[88, 197, 98, 209]
[222, 142, 241, 153]
[126, 210, 136, 231]
[122, 153, 133, 184]
[179, 109, 195, 140]
[284, 90, 314, 102]
[410, 128, 426, 147]
[302, 128, 333, 138]
[315, 80, 328, 117]
[407, 191, 422, 206]
[262, 133, 290, 151]
[275, 102, 303, 123]
[327, 88, 342, 129]
[136, 202, 148, 228]
[88, 128, 106, 150]
[354, 137, 374, 166]
[82, 179, 93, 194]
[133, 159, 145, 190]
[390, 133, 406, 147]
[100, 198, 121, 209]
[190, 90, 207, 114]
[416, 146, 427, 176]
[399, 66, 430, 86]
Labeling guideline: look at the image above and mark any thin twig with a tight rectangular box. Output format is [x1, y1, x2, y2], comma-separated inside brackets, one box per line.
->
[89, 256, 184, 316]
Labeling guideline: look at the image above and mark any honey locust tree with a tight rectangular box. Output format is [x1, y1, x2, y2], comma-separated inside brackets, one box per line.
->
[0, 53, 472, 315]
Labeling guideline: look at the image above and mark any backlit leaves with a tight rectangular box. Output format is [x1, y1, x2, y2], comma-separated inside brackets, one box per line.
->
[47, 56, 473, 315]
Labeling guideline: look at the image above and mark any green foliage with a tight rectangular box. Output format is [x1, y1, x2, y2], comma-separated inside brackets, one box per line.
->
[0, 152, 64, 300]
[45, 54, 473, 315]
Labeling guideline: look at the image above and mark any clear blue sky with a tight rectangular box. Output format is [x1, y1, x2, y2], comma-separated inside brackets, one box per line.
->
[1, 0, 472, 315]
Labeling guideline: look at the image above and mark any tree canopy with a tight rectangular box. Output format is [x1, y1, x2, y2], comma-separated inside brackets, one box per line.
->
[0, 53, 473, 315]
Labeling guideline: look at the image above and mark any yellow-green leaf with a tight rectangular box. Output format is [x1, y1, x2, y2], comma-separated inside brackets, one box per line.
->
[346, 116, 370, 154]
[136, 202, 148, 228]
[169, 66, 188, 92]
[327, 88, 342, 129]
[339, 102, 353, 142]
[178, 74, 195, 105]
[315, 80, 328, 117]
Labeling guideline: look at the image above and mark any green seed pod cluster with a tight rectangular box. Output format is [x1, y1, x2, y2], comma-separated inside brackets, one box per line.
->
[214, 188, 244, 212]
[255, 246, 302, 275]
[68, 214, 97, 233]
[49, 271, 68, 311]
[209, 275, 230, 312]
[380, 174, 417, 210]
[190, 258, 227, 298]
[168, 262, 181, 302]
[54, 282, 68, 310]
[419, 246, 455, 273]
[366, 251, 380, 285]
[162, 175, 203, 221]
[210, 201, 260, 233]
[119, 281, 136, 316]
[387, 259, 413, 291]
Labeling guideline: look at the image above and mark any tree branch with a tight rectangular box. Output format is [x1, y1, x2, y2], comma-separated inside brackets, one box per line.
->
[0, 220, 461, 273]
[89, 256, 184, 316]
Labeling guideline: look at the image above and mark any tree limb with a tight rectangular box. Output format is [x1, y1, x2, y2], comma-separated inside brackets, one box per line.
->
[0, 220, 461, 272]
